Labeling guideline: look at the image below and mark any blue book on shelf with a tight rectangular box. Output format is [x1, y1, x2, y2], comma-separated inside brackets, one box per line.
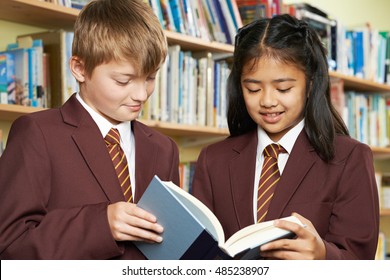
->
[0, 52, 16, 104]
[169, 0, 186, 34]
[6, 46, 29, 106]
[353, 30, 365, 78]
[211, 0, 232, 44]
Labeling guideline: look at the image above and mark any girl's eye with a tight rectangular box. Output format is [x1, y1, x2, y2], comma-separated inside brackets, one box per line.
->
[147, 76, 156, 81]
[246, 88, 260, 93]
[278, 87, 292, 93]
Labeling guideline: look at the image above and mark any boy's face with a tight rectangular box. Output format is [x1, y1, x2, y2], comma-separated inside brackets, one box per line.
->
[78, 59, 157, 125]
[241, 56, 307, 142]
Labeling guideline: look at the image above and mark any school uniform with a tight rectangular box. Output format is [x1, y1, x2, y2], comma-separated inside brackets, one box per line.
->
[192, 127, 379, 260]
[0, 94, 180, 259]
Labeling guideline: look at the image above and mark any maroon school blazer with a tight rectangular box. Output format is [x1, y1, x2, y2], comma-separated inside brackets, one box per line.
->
[0, 94, 180, 259]
[192, 129, 379, 259]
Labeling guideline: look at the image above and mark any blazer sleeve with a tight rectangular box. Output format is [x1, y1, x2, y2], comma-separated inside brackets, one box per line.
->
[323, 143, 380, 259]
[0, 116, 122, 259]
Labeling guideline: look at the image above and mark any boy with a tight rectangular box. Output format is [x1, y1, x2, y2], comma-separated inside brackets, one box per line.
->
[0, 0, 180, 259]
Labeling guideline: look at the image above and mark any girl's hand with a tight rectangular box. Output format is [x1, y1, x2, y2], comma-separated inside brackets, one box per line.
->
[259, 213, 326, 260]
[107, 202, 164, 243]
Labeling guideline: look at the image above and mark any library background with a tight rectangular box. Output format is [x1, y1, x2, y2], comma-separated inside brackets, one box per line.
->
[0, 0, 389, 259]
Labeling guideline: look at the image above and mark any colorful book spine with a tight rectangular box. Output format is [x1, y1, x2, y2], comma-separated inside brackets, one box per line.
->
[0, 52, 15, 104]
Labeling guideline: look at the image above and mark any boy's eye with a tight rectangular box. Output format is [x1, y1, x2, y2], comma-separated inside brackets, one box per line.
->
[115, 80, 130, 86]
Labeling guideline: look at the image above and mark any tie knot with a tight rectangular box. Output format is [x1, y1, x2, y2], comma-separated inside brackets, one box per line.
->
[105, 128, 120, 146]
[264, 143, 286, 159]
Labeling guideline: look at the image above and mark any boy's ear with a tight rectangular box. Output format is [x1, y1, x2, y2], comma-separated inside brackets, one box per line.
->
[70, 56, 86, 82]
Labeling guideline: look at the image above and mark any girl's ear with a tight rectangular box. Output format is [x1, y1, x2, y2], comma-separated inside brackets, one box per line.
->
[69, 56, 86, 83]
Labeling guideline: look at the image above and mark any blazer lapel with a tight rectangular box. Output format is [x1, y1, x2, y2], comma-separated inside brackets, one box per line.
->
[61, 95, 125, 203]
[133, 121, 157, 202]
[229, 130, 258, 229]
[267, 130, 317, 219]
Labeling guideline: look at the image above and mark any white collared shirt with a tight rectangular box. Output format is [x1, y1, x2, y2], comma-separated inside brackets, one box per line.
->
[76, 93, 136, 197]
[252, 119, 305, 222]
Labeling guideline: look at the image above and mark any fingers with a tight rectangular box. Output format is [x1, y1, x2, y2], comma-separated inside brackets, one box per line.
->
[259, 213, 326, 260]
[107, 202, 164, 243]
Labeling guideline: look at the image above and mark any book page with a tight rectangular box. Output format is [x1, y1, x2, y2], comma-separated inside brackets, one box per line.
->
[223, 216, 303, 257]
[163, 181, 225, 245]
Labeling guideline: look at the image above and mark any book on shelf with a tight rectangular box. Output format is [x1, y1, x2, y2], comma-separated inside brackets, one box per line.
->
[344, 91, 389, 147]
[329, 78, 347, 122]
[134, 175, 303, 260]
[4, 39, 44, 107]
[0, 52, 15, 104]
[159, 0, 177, 32]
[18, 30, 78, 108]
[381, 174, 390, 210]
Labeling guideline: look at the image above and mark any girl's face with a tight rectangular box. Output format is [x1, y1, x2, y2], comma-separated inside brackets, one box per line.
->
[75, 59, 157, 125]
[241, 56, 307, 142]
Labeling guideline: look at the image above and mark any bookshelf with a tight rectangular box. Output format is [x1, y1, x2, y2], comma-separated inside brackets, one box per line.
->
[0, 0, 233, 139]
[1, 0, 390, 259]
[0, 2, 389, 160]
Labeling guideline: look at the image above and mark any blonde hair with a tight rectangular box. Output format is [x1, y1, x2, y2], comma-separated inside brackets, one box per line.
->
[72, 0, 167, 77]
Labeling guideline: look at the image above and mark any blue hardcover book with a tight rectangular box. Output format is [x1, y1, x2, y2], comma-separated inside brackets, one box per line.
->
[211, 0, 232, 44]
[169, 0, 186, 34]
[353, 30, 365, 78]
[135, 175, 303, 260]
[0, 52, 15, 104]
[5, 46, 29, 106]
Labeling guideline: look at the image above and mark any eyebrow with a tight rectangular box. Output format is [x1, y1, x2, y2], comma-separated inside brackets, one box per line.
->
[242, 78, 297, 84]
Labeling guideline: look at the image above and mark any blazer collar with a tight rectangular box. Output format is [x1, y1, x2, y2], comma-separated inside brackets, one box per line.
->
[266, 130, 317, 220]
[229, 129, 317, 227]
[229, 130, 258, 228]
[60, 94, 129, 203]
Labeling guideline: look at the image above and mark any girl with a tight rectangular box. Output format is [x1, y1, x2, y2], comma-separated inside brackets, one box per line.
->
[192, 14, 379, 259]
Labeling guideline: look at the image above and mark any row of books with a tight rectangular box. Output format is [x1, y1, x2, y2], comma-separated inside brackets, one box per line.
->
[330, 79, 390, 148]
[0, 30, 78, 109]
[0, 38, 48, 108]
[140, 45, 230, 129]
[179, 161, 196, 193]
[148, 0, 243, 44]
[377, 173, 390, 210]
[291, 3, 390, 85]
[40, 0, 89, 9]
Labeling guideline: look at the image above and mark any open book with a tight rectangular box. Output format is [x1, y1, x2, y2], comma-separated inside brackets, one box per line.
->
[135, 175, 303, 260]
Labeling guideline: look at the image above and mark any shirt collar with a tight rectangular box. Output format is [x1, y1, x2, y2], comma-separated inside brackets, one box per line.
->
[76, 93, 131, 140]
[257, 119, 305, 155]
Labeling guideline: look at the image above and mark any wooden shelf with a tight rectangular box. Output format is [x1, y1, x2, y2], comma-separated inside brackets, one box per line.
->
[165, 30, 234, 53]
[381, 209, 390, 217]
[0, 104, 45, 121]
[0, 0, 78, 30]
[330, 71, 390, 92]
[137, 120, 229, 137]
[0, 0, 234, 53]
[372, 147, 390, 160]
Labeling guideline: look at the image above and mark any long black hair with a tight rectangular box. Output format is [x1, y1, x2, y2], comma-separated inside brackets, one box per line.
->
[227, 14, 348, 161]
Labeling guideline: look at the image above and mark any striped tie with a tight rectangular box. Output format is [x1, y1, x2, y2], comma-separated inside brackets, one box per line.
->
[257, 143, 286, 223]
[104, 128, 133, 203]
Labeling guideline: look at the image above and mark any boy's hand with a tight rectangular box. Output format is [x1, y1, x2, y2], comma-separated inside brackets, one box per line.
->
[107, 202, 164, 243]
